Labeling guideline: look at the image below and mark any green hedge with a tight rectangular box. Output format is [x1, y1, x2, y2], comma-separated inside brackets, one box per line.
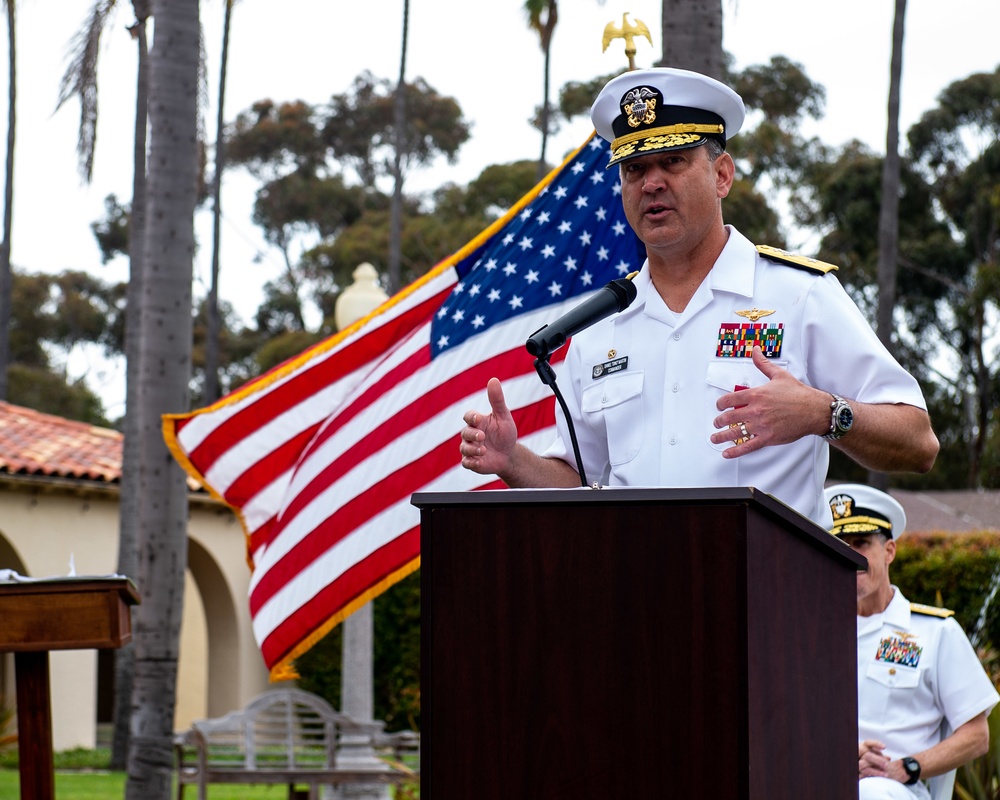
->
[891, 531, 1000, 798]
[892, 531, 1000, 665]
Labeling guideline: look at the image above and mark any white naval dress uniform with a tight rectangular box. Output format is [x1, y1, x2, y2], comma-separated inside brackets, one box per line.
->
[857, 587, 998, 799]
[541, 226, 928, 527]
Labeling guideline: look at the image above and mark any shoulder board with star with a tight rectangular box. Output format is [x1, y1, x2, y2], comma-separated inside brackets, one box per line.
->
[910, 602, 955, 618]
[756, 244, 838, 275]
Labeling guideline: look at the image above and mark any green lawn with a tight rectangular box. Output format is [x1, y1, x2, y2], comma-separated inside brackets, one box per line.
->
[0, 769, 316, 799]
[0, 747, 292, 797]
[0, 747, 417, 799]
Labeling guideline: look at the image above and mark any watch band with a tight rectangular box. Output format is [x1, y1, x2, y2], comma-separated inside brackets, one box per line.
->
[822, 394, 854, 440]
[901, 756, 921, 785]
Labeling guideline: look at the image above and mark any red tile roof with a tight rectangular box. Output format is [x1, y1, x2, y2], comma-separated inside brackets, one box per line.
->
[893, 488, 1000, 534]
[0, 401, 122, 483]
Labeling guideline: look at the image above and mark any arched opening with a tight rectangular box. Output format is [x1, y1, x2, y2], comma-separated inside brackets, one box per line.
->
[0, 533, 28, 715]
[185, 537, 243, 718]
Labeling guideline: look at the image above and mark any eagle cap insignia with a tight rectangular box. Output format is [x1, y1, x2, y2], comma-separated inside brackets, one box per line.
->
[734, 307, 775, 323]
[829, 493, 853, 520]
[623, 87, 656, 128]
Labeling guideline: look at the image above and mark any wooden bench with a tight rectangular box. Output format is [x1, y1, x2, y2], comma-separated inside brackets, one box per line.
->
[173, 687, 419, 800]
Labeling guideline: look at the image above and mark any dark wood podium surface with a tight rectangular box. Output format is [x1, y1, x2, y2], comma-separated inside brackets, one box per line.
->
[414, 487, 865, 800]
[0, 577, 140, 800]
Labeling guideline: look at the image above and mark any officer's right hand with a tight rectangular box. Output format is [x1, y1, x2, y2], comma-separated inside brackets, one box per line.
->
[459, 377, 518, 476]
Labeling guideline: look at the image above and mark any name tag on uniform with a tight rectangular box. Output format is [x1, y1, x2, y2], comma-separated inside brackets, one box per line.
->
[592, 356, 628, 379]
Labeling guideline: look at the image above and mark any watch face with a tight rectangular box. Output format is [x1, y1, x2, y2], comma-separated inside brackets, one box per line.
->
[902, 757, 921, 783]
[837, 406, 854, 430]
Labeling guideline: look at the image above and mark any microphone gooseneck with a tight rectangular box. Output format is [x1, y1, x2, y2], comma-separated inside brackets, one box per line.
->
[525, 276, 638, 360]
[527, 274, 639, 487]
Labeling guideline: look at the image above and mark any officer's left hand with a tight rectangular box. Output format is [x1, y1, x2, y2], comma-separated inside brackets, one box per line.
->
[710, 347, 830, 458]
[858, 739, 891, 779]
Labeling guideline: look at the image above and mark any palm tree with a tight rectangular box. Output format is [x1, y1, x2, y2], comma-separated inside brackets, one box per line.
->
[876, 0, 906, 357]
[113, 1, 151, 770]
[0, 0, 16, 400]
[658, 0, 723, 78]
[868, 0, 906, 493]
[524, 0, 558, 181]
[387, 0, 409, 295]
[57, 0, 151, 769]
[57, 0, 119, 182]
[204, 0, 237, 403]
[125, 0, 199, 796]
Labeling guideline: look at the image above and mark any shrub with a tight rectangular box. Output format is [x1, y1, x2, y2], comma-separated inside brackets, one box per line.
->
[893, 531, 1000, 799]
[893, 531, 1000, 654]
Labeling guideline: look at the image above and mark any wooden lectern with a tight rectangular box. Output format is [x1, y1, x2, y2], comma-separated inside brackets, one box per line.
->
[0, 577, 140, 800]
[414, 487, 866, 800]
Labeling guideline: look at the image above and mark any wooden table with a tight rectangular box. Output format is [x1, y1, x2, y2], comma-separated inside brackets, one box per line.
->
[0, 577, 140, 800]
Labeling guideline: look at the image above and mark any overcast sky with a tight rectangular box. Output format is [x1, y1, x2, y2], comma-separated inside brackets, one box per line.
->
[4, 0, 999, 414]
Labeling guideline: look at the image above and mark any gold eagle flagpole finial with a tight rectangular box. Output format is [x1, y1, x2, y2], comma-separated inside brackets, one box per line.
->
[602, 13, 653, 71]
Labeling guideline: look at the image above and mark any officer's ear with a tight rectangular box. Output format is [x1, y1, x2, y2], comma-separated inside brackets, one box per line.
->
[883, 536, 896, 566]
[715, 151, 735, 199]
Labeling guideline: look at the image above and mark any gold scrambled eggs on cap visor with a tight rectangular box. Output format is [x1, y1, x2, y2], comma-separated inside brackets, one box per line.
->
[591, 67, 745, 169]
[608, 125, 725, 167]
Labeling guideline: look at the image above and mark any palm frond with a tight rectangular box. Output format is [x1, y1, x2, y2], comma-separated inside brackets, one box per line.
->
[56, 0, 119, 182]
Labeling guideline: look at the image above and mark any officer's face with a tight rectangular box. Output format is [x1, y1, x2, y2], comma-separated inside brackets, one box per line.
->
[618, 145, 734, 259]
[840, 533, 895, 606]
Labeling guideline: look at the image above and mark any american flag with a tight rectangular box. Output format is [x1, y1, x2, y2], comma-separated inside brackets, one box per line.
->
[164, 132, 644, 678]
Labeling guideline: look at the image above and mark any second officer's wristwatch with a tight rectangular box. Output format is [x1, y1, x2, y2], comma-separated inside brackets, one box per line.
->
[822, 394, 854, 440]
[901, 756, 921, 785]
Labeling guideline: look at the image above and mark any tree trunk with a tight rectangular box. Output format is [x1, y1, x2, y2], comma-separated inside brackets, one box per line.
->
[204, 0, 234, 403]
[969, 304, 988, 488]
[658, 0, 723, 78]
[536, 1, 557, 181]
[111, 0, 150, 771]
[869, 0, 906, 492]
[388, 0, 409, 296]
[0, 0, 15, 400]
[876, 0, 905, 355]
[125, 0, 199, 797]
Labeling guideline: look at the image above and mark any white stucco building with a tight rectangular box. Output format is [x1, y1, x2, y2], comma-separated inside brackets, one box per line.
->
[0, 401, 270, 751]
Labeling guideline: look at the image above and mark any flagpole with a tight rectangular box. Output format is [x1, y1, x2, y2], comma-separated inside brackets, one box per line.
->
[334, 264, 392, 800]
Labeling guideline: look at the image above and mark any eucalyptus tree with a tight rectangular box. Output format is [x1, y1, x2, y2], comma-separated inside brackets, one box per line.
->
[797, 66, 1000, 489]
[324, 72, 471, 192]
[225, 75, 470, 325]
[0, 0, 16, 400]
[5, 269, 120, 425]
[57, 0, 151, 769]
[907, 67, 1000, 488]
[125, 0, 199, 795]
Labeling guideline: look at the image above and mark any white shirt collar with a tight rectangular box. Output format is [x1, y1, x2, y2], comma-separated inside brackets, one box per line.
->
[624, 225, 757, 325]
[859, 586, 911, 635]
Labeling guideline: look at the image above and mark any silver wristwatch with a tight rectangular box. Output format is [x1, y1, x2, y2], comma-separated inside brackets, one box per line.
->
[822, 394, 854, 440]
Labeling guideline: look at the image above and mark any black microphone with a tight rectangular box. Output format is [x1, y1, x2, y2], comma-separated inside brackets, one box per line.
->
[525, 276, 638, 358]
